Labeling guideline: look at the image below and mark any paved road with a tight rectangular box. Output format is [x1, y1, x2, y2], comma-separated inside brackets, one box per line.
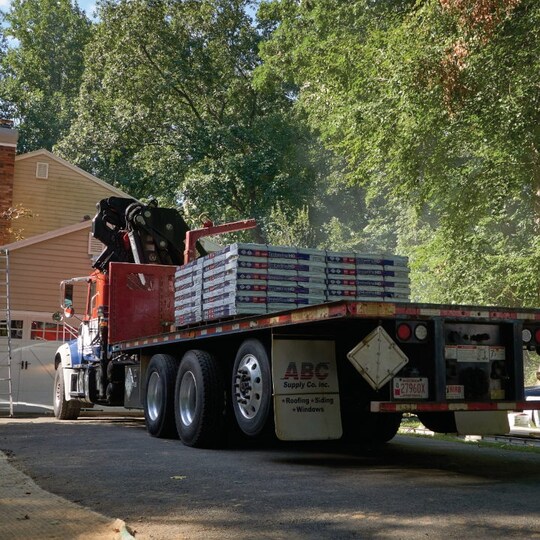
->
[1, 416, 539, 539]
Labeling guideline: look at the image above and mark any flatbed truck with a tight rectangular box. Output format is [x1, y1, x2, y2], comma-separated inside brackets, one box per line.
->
[53, 198, 540, 447]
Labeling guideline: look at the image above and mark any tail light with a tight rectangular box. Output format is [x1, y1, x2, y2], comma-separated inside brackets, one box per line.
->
[396, 322, 430, 343]
[414, 324, 428, 341]
[522, 326, 540, 349]
[397, 323, 412, 341]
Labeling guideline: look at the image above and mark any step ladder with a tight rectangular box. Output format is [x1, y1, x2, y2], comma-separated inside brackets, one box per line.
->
[0, 249, 13, 417]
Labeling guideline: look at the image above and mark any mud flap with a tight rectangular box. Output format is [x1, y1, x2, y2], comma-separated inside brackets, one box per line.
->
[272, 339, 342, 441]
[455, 410, 510, 435]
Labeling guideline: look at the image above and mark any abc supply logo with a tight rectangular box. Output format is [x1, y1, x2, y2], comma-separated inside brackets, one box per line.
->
[281, 361, 330, 390]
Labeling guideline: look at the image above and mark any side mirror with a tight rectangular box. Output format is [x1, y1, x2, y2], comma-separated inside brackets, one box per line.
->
[64, 306, 75, 319]
[52, 311, 63, 322]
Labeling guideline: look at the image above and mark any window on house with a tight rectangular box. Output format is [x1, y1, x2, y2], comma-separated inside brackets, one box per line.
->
[88, 232, 105, 261]
[30, 321, 64, 341]
[0, 320, 23, 339]
[36, 162, 49, 179]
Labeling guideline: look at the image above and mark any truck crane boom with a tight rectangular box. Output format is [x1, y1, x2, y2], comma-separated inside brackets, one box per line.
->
[92, 197, 197, 272]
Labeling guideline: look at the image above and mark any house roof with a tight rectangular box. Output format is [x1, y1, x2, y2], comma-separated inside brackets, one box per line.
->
[16, 149, 130, 198]
[1, 220, 92, 251]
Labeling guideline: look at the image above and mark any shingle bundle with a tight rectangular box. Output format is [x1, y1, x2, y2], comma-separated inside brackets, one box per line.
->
[266, 246, 326, 310]
[202, 243, 268, 319]
[173, 243, 411, 325]
[174, 258, 203, 326]
[325, 251, 358, 301]
[355, 254, 410, 302]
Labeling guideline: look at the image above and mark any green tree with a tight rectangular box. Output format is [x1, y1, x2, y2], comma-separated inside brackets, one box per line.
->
[265, 202, 316, 247]
[0, 26, 14, 120]
[58, 0, 320, 239]
[257, 0, 540, 306]
[0, 0, 92, 151]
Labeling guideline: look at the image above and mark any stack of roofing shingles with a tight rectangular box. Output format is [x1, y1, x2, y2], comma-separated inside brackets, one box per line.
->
[326, 252, 358, 301]
[202, 243, 268, 319]
[267, 246, 326, 310]
[173, 244, 410, 325]
[174, 258, 203, 326]
[355, 253, 410, 302]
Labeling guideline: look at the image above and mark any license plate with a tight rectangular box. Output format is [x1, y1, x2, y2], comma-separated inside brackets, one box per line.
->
[393, 377, 429, 399]
[446, 384, 464, 399]
[445, 345, 505, 363]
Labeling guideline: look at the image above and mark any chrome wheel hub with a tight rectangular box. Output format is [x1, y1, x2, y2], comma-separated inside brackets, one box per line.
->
[233, 354, 263, 420]
[179, 371, 197, 427]
[147, 371, 162, 422]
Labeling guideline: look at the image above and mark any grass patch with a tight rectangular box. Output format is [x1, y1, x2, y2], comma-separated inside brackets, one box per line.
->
[399, 429, 540, 454]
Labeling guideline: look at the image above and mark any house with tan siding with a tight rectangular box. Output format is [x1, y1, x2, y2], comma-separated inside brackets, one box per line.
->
[0, 124, 133, 412]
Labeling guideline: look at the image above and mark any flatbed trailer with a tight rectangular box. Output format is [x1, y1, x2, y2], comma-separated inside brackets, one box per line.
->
[54, 261, 540, 447]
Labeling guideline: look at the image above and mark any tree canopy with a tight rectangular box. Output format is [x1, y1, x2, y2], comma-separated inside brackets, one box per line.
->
[1, 0, 539, 306]
[57, 0, 320, 240]
[0, 0, 92, 151]
[257, 0, 540, 306]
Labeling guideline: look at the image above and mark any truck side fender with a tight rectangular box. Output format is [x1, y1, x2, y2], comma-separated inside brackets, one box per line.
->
[55, 342, 79, 403]
[55, 342, 76, 369]
[56, 339, 82, 368]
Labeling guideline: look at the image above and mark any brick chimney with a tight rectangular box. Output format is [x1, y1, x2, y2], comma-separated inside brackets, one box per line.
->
[0, 121, 18, 246]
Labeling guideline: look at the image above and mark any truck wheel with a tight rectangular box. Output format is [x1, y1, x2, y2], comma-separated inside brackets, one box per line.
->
[343, 412, 402, 444]
[53, 368, 81, 420]
[232, 339, 272, 437]
[366, 413, 402, 443]
[144, 354, 179, 438]
[417, 412, 457, 433]
[175, 350, 226, 448]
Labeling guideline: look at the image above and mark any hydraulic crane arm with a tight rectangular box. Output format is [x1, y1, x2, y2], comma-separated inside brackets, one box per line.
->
[92, 197, 200, 272]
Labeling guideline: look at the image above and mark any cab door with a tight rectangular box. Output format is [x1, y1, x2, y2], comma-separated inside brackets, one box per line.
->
[77, 272, 106, 363]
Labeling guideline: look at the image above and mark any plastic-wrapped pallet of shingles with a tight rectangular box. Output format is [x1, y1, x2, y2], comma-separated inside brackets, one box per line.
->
[175, 297, 202, 326]
[266, 257, 300, 313]
[326, 251, 356, 281]
[381, 255, 410, 302]
[296, 247, 327, 264]
[297, 291, 326, 305]
[174, 258, 203, 325]
[354, 253, 407, 302]
[266, 292, 298, 311]
[325, 250, 358, 301]
[203, 242, 268, 263]
[266, 245, 298, 261]
[203, 243, 268, 278]
[352, 253, 410, 302]
[203, 291, 267, 319]
[203, 304, 267, 320]
[202, 243, 269, 321]
[264, 245, 325, 313]
[294, 249, 326, 280]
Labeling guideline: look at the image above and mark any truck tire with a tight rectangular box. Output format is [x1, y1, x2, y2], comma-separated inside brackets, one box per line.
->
[366, 413, 402, 443]
[53, 368, 81, 420]
[417, 412, 457, 434]
[343, 412, 402, 444]
[232, 339, 272, 437]
[174, 350, 226, 448]
[144, 354, 179, 438]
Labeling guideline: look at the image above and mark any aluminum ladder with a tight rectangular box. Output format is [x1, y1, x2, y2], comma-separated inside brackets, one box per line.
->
[0, 249, 13, 416]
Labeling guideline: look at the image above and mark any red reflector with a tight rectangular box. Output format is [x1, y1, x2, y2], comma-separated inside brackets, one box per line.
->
[535, 329, 540, 343]
[397, 323, 412, 341]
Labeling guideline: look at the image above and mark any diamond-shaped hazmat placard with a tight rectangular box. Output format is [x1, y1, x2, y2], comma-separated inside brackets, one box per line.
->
[347, 326, 408, 390]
